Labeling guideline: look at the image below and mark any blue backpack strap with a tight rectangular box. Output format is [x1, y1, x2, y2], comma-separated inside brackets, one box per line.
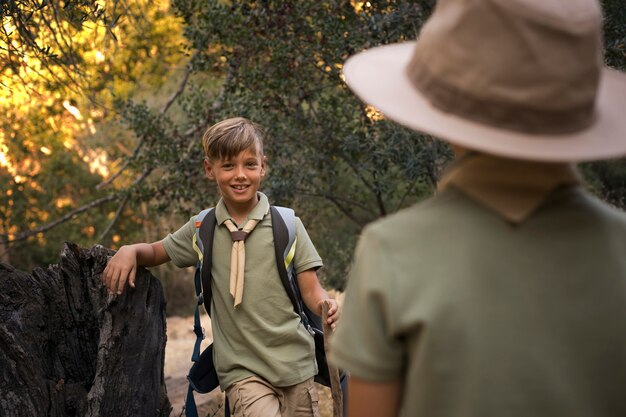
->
[185, 385, 199, 417]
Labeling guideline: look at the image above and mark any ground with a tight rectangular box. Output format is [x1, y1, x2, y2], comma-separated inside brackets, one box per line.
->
[164, 314, 336, 417]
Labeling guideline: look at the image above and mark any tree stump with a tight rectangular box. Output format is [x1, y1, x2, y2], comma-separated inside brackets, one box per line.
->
[0, 242, 171, 416]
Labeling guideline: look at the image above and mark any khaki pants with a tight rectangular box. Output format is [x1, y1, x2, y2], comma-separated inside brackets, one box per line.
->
[225, 376, 320, 417]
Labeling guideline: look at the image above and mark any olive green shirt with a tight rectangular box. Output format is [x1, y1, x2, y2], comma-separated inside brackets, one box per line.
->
[330, 156, 626, 416]
[163, 192, 323, 389]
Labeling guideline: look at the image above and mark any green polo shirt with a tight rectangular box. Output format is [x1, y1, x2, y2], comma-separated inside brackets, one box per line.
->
[163, 192, 323, 389]
[330, 157, 626, 416]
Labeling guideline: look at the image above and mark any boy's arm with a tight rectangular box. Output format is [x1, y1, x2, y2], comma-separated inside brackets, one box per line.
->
[297, 269, 339, 330]
[346, 377, 402, 417]
[103, 240, 170, 295]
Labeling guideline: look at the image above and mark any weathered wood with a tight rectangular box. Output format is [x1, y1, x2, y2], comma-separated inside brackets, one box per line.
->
[322, 301, 343, 417]
[0, 242, 172, 417]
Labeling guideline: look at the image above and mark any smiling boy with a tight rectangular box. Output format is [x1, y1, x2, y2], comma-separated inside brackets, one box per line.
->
[103, 117, 338, 417]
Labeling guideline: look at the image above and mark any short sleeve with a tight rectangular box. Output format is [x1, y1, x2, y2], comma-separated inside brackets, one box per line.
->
[162, 216, 198, 268]
[329, 226, 404, 381]
[293, 217, 323, 274]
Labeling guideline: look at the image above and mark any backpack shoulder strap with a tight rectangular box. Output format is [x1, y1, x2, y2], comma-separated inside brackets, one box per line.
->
[270, 206, 313, 331]
[198, 209, 217, 315]
[190, 208, 216, 362]
[273, 206, 297, 270]
[193, 208, 214, 259]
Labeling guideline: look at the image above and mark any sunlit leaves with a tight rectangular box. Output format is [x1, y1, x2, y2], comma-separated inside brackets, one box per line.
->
[0, 0, 188, 269]
[1, 0, 107, 91]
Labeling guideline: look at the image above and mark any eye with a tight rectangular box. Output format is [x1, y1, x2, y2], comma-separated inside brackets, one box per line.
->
[246, 161, 259, 168]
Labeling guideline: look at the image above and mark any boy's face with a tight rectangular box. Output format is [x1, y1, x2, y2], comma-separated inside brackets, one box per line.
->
[204, 147, 266, 210]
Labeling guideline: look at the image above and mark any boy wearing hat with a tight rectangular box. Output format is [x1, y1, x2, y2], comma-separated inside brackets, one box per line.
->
[330, 0, 626, 416]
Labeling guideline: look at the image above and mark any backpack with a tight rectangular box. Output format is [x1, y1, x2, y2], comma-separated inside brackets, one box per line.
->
[184, 206, 342, 417]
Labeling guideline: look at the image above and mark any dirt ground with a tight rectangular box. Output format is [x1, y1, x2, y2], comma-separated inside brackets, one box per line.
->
[164, 314, 336, 417]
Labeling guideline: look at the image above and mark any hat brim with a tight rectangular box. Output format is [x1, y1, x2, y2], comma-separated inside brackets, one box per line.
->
[343, 42, 626, 162]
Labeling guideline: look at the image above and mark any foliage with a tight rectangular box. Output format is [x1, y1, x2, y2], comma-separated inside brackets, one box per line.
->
[602, 0, 625, 71]
[171, 0, 443, 218]
[0, 0, 188, 272]
[580, 0, 626, 211]
[113, 0, 626, 289]
[0, 98, 116, 267]
[580, 160, 626, 210]
[0, 0, 107, 91]
[1, 0, 625, 295]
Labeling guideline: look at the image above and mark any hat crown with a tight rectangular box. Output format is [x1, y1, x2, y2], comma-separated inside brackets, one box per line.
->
[406, 0, 604, 134]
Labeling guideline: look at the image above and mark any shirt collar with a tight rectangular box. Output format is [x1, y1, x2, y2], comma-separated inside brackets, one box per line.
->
[215, 192, 270, 226]
[438, 153, 581, 223]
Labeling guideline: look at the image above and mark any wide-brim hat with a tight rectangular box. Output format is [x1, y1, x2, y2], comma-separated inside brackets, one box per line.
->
[342, 0, 626, 162]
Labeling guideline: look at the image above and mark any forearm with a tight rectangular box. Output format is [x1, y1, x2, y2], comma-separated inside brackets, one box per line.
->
[302, 284, 330, 315]
[297, 269, 340, 329]
[298, 269, 330, 315]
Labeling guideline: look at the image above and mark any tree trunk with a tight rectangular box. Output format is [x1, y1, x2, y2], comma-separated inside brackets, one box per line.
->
[0, 242, 172, 417]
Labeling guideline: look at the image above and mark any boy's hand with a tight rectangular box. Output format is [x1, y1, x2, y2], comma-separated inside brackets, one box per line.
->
[320, 299, 340, 331]
[102, 246, 138, 295]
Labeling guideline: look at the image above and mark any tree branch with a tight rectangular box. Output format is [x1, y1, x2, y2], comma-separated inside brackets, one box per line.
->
[394, 177, 421, 212]
[2, 168, 152, 246]
[2, 194, 117, 244]
[97, 194, 129, 242]
[96, 52, 197, 190]
[296, 189, 373, 228]
[323, 194, 369, 229]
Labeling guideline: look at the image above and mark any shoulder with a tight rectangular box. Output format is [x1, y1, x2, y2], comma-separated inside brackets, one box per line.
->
[162, 214, 201, 268]
[354, 187, 498, 273]
[569, 188, 626, 230]
[363, 188, 475, 246]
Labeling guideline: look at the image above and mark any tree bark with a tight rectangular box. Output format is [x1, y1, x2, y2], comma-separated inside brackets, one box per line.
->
[0, 242, 171, 417]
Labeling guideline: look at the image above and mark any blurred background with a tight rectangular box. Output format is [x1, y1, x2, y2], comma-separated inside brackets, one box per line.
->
[1, 0, 624, 316]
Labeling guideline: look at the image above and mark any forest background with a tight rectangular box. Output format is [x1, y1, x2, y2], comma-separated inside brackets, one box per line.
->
[1, 0, 624, 316]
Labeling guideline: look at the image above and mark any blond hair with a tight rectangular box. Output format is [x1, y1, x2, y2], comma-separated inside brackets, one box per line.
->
[202, 117, 265, 161]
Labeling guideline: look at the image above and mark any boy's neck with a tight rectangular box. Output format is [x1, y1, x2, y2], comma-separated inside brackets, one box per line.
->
[224, 194, 260, 225]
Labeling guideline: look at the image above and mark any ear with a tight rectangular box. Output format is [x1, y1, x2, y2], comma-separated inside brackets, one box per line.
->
[260, 155, 267, 177]
[204, 158, 215, 180]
